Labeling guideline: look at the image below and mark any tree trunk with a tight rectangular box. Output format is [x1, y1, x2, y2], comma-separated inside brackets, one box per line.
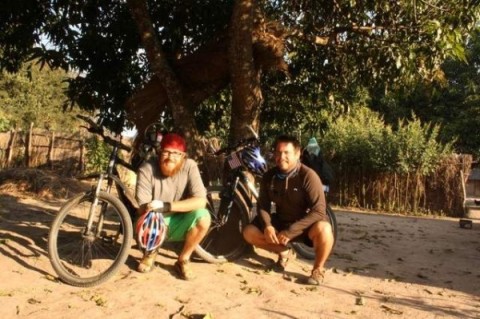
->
[228, 0, 263, 143]
[126, 37, 230, 138]
[126, 18, 286, 141]
[126, 0, 202, 156]
[126, 2, 286, 148]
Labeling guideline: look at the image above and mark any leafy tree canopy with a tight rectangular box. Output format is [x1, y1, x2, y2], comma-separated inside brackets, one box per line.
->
[0, 60, 83, 131]
[369, 28, 480, 157]
[1, 1, 479, 136]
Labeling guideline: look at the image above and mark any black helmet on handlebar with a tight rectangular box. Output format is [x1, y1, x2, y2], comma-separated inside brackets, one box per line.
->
[144, 122, 166, 149]
[241, 145, 267, 176]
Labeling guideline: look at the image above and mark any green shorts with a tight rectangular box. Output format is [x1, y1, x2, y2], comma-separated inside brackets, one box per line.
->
[163, 208, 210, 242]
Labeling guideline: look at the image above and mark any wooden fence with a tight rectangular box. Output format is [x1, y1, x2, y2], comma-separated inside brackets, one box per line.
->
[328, 154, 473, 217]
[0, 124, 87, 175]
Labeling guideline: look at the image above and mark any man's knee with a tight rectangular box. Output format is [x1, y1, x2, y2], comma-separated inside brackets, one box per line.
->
[195, 209, 211, 229]
[309, 221, 333, 241]
[242, 224, 259, 243]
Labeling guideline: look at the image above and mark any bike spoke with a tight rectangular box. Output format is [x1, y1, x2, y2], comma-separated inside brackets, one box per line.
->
[50, 195, 130, 283]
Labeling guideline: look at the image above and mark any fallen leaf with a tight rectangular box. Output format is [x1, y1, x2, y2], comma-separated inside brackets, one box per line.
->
[417, 273, 428, 279]
[381, 305, 403, 315]
[355, 297, 365, 306]
[169, 305, 185, 319]
[44, 274, 58, 282]
[283, 274, 293, 281]
[89, 294, 107, 307]
[243, 287, 262, 295]
[27, 298, 41, 304]
[174, 297, 190, 304]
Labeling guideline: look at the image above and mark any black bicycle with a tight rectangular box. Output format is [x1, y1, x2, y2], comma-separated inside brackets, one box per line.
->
[47, 118, 140, 287]
[195, 127, 338, 263]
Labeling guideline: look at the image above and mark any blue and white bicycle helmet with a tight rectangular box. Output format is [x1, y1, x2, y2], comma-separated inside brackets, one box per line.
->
[136, 211, 167, 252]
[241, 145, 267, 175]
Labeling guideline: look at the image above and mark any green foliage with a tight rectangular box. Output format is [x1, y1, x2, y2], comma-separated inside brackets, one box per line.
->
[370, 28, 480, 158]
[0, 109, 10, 132]
[0, 61, 83, 131]
[1, 1, 479, 134]
[196, 88, 232, 143]
[322, 107, 452, 175]
[84, 136, 112, 174]
[395, 115, 453, 175]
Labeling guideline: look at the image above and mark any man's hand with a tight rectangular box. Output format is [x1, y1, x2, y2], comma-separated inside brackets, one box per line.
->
[277, 231, 290, 246]
[264, 225, 279, 244]
[146, 200, 171, 213]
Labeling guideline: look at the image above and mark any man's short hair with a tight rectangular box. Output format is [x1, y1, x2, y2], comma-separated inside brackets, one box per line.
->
[273, 135, 301, 151]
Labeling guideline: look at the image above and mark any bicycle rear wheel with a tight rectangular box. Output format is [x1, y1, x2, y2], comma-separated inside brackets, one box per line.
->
[48, 191, 133, 287]
[291, 205, 337, 260]
[195, 190, 250, 263]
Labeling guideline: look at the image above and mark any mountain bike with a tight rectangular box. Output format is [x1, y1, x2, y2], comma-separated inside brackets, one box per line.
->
[47, 119, 139, 287]
[195, 127, 338, 263]
[193, 130, 260, 263]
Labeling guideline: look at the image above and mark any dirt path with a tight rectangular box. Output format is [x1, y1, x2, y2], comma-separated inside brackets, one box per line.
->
[1, 190, 479, 319]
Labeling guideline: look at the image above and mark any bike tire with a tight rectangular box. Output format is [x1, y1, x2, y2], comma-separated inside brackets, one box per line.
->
[48, 191, 133, 287]
[291, 205, 338, 260]
[195, 189, 250, 263]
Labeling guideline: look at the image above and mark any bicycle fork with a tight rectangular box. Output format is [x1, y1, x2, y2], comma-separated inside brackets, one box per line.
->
[217, 175, 240, 225]
[216, 171, 259, 225]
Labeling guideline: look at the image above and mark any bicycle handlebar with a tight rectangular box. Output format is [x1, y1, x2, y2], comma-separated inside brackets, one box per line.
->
[77, 115, 132, 152]
[214, 136, 259, 156]
[213, 125, 260, 156]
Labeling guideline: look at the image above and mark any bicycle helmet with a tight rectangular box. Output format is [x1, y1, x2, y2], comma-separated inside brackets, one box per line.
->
[136, 211, 167, 252]
[241, 145, 267, 175]
[144, 122, 165, 149]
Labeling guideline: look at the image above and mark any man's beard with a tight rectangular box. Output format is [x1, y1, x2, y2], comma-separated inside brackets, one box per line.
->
[160, 158, 185, 177]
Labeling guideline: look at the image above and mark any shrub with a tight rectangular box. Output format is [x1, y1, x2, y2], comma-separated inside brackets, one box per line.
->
[323, 107, 452, 175]
[84, 136, 111, 174]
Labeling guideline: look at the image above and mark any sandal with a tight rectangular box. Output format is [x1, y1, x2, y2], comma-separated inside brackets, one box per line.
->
[272, 248, 296, 273]
[137, 250, 158, 273]
[307, 268, 325, 285]
[174, 260, 195, 280]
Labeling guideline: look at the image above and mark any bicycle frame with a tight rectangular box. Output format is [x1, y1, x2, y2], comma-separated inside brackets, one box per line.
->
[82, 142, 139, 236]
[215, 167, 259, 225]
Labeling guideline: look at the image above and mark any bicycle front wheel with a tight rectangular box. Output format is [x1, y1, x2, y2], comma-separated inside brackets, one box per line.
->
[48, 191, 133, 287]
[195, 190, 250, 263]
[291, 205, 338, 260]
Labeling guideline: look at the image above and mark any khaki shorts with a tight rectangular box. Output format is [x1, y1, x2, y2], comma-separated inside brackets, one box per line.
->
[163, 208, 210, 242]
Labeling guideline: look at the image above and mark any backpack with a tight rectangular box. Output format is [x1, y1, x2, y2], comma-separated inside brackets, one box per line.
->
[301, 148, 335, 186]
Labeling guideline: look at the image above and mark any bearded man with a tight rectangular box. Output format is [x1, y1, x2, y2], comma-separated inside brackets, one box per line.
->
[135, 133, 210, 280]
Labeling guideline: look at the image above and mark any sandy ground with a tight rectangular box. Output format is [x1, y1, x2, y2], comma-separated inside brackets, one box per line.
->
[1, 187, 480, 319]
